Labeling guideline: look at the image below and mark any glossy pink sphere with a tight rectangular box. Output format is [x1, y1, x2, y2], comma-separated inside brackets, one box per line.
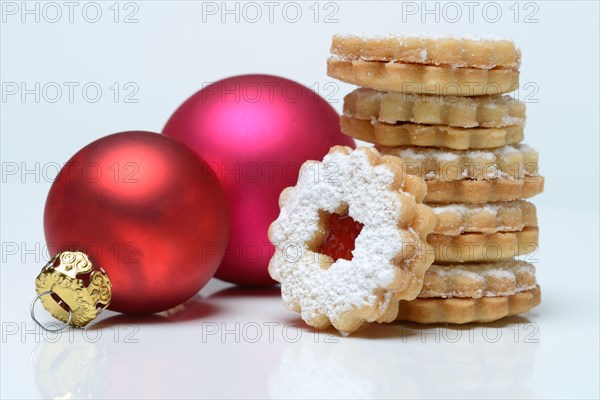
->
[163, 75, 354, 286]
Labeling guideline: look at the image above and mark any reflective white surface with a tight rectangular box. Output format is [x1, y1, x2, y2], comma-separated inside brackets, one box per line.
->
[1, 206, 599, 399]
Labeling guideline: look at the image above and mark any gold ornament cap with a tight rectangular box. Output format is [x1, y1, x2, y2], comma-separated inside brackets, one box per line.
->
[33, 251, 112, 328]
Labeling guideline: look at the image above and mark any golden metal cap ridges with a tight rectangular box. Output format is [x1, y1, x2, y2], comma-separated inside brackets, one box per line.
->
[34, 251, 112, 327]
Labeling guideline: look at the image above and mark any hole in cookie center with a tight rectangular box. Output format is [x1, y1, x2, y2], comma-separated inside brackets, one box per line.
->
[318, 213, 364, 262]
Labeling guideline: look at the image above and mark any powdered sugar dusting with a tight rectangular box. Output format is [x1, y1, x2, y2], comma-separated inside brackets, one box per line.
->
[431, 201, 522, 215]
[336, 32, 515, 43]
[269, 148, 413, 332]
[389, 144, 533, 160]
[379, 144, 539, 180]
[425, 261, 536, 298]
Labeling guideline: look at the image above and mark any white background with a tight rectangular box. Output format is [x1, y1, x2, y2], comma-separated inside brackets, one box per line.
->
[1, 1, 598, 399]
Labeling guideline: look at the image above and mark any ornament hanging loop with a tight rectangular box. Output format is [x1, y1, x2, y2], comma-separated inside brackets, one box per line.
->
[30, 291, 73, 332]
[33, 251, 112, 328]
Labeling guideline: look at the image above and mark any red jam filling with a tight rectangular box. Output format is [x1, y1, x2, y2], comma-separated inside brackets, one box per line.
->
[318, 213, 364, 262]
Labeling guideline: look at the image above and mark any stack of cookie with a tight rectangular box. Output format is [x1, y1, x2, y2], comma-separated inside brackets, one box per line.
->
[327, 34, 544, 324]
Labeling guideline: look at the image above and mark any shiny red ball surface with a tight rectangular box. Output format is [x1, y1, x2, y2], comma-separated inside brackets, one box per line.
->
[44, 131, 229, 314]
[163, 75, 354, 286]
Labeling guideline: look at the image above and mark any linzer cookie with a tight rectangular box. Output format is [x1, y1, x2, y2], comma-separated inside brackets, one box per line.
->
[327, 59, 518, 96]
[378, 144, 544, 203]
[344, 88, 526, 128]
[341, 116, 524, 149]
[328, 34, 520, 96]
[268, 146, 435, 335]
[431, 201, 537, 235]
[378, 144, 539, 181]
[419, 261, 537, 299]
[396, 286, 541, 324]
[399, 261, 540, 324]
[428, 227, 538, 263]
[331, 34, 521, 69]
[425, 179, 544, 204]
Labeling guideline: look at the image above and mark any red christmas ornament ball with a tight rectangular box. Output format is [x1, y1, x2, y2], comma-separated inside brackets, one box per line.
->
[44, 131, 229, 314]
[163, 74, 355, 286]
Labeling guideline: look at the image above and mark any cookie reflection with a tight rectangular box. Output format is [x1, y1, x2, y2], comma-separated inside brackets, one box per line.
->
[269, 318, 539, 398]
